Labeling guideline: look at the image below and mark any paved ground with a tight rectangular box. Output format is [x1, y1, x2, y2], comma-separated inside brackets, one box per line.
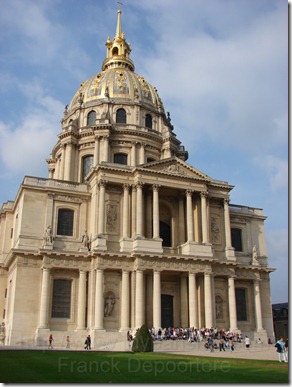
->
[153, 340, 288, 362]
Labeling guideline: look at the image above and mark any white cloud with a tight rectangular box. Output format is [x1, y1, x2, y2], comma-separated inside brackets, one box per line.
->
[0, 80, 63, 176]
[255, 155, 288, 193]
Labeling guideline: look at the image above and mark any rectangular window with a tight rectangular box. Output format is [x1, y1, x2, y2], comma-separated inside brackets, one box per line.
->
[114, 153, 127, 165]
[57, 209, 74, 236]
[235, 288, 247, 321]
[231, 228, 243, 251]
[51, 279, 72, 318]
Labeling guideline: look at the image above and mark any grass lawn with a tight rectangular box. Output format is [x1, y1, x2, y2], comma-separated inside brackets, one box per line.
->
[0, 350, 288, 383]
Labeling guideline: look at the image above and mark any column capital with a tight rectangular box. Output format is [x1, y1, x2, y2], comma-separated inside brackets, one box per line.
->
[152, 184, 161, 191]
[200, 191, 208, 199]
[186, 189, 194, 196]
[123, 183, 131, 191]
[224, 197, 230, 205]
[98, 180, 108, 188]
[135, 181, 145, 189]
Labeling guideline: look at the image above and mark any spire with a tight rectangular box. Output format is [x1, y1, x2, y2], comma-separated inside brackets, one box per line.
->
[115, 9, 122, 38]
[102, 9, 135, 72]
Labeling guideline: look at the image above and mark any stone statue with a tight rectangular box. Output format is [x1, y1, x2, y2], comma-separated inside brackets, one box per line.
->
[104, 296, 116, 317]
[252, 245, 260, 265]
[43, 225, 53, 244]
[81, 230, 89, 250]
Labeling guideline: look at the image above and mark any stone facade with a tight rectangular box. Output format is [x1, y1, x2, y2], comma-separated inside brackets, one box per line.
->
[0, 10, 275, 347]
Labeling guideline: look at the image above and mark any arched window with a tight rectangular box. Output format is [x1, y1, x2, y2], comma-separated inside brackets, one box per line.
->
[145, 114, 152, 129]
[57, 209, 74, 236]
[112, 47, 119, 56]
[114, 153, 128, 165]
[82, 155, 93, 182]
[116, 108, 126, 124]
[160, 221, 171, 247]
[87, 110, 96, 126]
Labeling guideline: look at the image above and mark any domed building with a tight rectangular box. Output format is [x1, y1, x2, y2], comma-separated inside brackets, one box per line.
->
[0, 10, 275, 348]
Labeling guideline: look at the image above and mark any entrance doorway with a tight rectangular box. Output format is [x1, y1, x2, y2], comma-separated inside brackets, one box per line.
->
[161, 294, 173, 328]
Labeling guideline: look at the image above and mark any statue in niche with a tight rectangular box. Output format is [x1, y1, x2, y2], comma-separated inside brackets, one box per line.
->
[211, 216, 220, 244]
[215, 296, 223, 320]
[104, 293, 116, 317]
[106, 204, 117, 232]
[81, 230, 90, 250]
[252, 245, 260, 265]
[43, 225, 53, 244]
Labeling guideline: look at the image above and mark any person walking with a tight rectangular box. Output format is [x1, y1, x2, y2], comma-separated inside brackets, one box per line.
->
[48, 333, 54, 349]
[219, 339, 225, 352]
[84, 334, 91, 350]
[66, 336, 70, 349]
[276, 337, 287, 362]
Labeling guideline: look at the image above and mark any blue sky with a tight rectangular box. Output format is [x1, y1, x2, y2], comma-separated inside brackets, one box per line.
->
[0, 0, 288, 303]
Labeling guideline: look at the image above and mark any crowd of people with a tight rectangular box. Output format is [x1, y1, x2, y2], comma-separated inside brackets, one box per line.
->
[146, 326, 243, 343]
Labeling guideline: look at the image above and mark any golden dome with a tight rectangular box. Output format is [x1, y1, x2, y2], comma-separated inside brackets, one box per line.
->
[68, 10, 165, 115]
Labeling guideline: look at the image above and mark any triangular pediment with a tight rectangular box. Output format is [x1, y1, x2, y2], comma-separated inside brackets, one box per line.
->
[140, 157, 212, 181]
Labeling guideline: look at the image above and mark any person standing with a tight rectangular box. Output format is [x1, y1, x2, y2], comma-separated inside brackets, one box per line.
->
[48, 333, 54, 349]
[276, 337, 287, 362]
[285, 338, 288, 360]
[245, 336, 251, 349]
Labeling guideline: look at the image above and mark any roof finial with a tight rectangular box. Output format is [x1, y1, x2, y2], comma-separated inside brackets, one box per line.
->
[115, 7, 123, 38]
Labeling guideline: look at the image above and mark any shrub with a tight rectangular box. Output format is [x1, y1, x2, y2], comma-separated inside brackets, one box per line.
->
[132, 324, 153, 352]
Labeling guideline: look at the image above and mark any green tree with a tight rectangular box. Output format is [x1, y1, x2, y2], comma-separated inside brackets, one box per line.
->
[132, 324, 153, 352]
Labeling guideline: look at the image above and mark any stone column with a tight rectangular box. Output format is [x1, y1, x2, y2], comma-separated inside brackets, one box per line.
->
[146, 192, 152, 238]
[204, 273, 213, 328]
[64, 142, 73, 181]
[131, 271, 136, 328]
[189, 272, 198, 328]
[60, 144, 65, 180]
[97, 181, 106, 236]
[136, 182, 144, 237]
[153, 185, 160, 239]
[180, 275, 188, 327]
[178, 195, 185, 244]
[186, 189, 194, 242]
[228, 276, 238, 331]
[200, 191, 208, 243]
[131, 186, 137, 238]
[103, 136, 109, 162]
[153, 270, 161, 329]
[254, 279, 263, 331]
[140, 142, 145, 164]
[94, 269, 104, 330]
[122, 184, 130, 238]
[76, 270, 87, 330]
[38, 267, 51, 328]
[120, 270, 130, 331]
[224, 198, 234, 256]
[94, 136, 100, 166]
[135, 270, 144, 328]
[90, 179, 98, 238]
[131, 142, 136, 166]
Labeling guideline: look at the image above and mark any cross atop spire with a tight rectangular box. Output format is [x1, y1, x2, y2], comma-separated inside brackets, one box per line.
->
[102, 8, 134, 72]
